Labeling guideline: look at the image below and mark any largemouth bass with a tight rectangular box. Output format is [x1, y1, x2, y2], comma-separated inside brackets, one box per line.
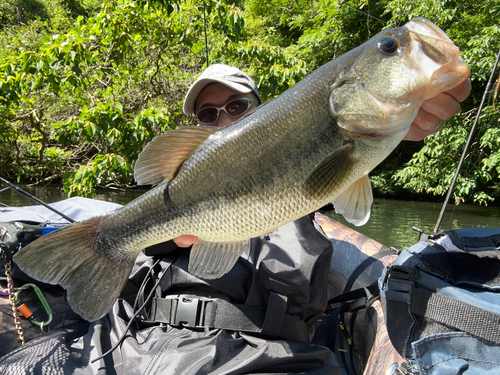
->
[14, 18, 469, 321]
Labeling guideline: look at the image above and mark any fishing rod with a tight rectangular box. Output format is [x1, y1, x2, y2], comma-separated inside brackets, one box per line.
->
[0, 177, 76, 223]
[433, 49, 500, 235]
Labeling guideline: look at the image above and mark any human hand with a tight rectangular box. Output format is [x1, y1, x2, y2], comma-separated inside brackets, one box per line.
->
[172, 231, 274, 247]
[173, 235, 198, 248]
[404, 78, 471, 141]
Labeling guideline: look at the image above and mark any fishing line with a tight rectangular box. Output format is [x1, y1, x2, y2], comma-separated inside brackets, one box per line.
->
[91, 254, 179, 363]
[341, 3, 387, 24]
[444, 111, 485, 230]
[433, 48, 500, 234]
[203, 0, 209, 68]
[132, 256, 164, 312]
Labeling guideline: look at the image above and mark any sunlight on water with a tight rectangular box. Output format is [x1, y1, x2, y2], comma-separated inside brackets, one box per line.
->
[325, 199, 500, 250]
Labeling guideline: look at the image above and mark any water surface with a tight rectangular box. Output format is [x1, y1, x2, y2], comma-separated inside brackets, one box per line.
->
[1, 184, 498, 249]
[325, 199, 500, 249]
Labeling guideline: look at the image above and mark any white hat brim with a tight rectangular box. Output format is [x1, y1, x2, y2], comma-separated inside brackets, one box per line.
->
[183, 78, 253, 116]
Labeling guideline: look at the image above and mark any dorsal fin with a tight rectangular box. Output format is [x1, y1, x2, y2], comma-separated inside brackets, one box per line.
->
[134, 126, 219, 186]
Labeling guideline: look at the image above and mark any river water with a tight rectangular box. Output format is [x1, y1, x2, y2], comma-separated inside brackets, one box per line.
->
[1, 184, 499, 250]
[326, 199, 500, 250]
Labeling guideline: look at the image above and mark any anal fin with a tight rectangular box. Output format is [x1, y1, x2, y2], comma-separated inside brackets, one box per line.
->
[332, 174, 373, 226]
[188, 240, 248, 279]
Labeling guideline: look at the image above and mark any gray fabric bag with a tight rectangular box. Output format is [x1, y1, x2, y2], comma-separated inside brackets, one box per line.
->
[380, 227, 500, 375]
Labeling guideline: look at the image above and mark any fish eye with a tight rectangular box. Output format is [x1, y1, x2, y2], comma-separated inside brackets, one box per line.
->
[378, 37, 399, 55]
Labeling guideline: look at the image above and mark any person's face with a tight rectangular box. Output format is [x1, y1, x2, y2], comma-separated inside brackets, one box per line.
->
[195, 83, 258, 127]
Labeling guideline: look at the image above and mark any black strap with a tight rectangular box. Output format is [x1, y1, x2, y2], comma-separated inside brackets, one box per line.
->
[149, 293, 310, 342]
[338, 304, 356, 375]
[325, 305, 342, 352]
[348, 308, 359, 375]
[343, 249, 398, 294]
[327, 280, 379, 309]
[411, 287, 500, 344]
[325, 303, 361, 375]
[324, 282, 379, 375]
[260, 292, 287, 337]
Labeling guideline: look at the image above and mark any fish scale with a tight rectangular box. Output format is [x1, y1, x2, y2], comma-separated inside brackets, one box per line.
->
[13, 18, 470, 321]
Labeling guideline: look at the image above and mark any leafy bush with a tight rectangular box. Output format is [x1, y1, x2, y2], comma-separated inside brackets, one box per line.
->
[1, 0, 499, 205]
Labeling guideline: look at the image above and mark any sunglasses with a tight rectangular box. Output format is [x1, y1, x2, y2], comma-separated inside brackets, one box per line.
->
[195, 98, 258, 125]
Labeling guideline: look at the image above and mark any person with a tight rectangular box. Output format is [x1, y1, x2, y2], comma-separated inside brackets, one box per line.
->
[172, 63, 472, 248]
[0, 63, 470, 374]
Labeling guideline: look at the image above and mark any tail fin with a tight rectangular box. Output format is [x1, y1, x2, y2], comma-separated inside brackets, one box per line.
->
[13, 216, 136, 321]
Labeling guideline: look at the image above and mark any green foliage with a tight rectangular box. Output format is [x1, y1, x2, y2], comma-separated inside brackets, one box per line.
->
[393, 107, 500, 204]
[63, 153, 130, 197]
[211, 41, 308, 100]
[0, 0, 79, 32]
[1, 0, 499, 205]
[242, 0, 389, 69]
[0, 0, 245, 197]
[381, 0, 500, 204]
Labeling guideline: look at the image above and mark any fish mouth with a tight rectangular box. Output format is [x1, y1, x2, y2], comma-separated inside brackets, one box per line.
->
[406, 18, 470, 100]
[372, 18, 470, 136]
[330, 18, 469, 139]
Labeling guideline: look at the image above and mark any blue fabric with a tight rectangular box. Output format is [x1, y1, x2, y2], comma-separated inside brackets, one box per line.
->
[415, 271, 500, 315]
[380, 227, 500, 372]
[412, 332, 500, 375]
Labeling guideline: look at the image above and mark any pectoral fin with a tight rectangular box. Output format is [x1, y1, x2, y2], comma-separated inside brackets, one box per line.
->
[332, 174, 373, 226]
[304, 143, 357, 199]
[188, 239, 248, 279]
[134, 126, 219, 185]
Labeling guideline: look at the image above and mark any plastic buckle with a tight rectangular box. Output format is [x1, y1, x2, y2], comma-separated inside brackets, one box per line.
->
[349, 296, 367, 312]
[172, 295, 211, 328]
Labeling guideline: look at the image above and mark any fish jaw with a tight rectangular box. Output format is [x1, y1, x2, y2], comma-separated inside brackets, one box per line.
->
[406, 18, 470, 99]
[330, 18, 469, 138]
